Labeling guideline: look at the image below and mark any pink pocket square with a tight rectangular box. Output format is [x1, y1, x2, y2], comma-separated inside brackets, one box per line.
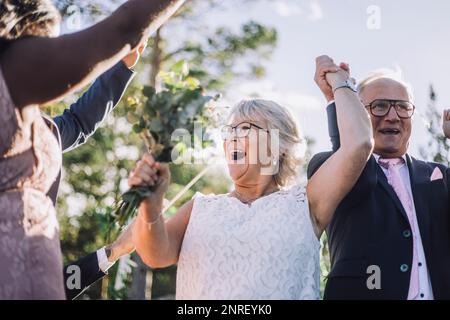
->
[430, 167, 444, 181]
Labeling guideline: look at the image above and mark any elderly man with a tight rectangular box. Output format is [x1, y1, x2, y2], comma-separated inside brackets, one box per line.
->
[308, 56, 450, 299]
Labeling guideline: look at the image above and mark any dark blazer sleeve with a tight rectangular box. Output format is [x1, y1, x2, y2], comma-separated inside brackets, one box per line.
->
[63, 251, 106, 300]
[306, 101, 339, 178]
[327, 102, 340, 151]
[307, 151, 333, 180]
[53, 61, 135, 152]
[308, 151, 378, 211]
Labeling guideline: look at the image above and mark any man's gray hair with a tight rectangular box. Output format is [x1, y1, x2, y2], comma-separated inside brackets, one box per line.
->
[357, 67, 415, 102]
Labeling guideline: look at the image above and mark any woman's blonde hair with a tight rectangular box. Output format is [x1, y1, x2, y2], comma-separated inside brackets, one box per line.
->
[228, 99, 304, 187]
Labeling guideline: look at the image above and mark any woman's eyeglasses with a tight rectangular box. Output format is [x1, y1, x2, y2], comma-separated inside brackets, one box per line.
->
[365, 99, 415, 119]
[221, 122, 269, 140]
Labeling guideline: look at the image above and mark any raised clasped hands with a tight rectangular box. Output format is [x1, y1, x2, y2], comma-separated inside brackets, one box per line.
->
[314, 55, 353, 102]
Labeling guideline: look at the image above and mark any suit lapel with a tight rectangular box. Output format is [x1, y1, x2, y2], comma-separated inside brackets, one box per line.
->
[406, 155, 432, 252]
[375, 160, 409, 222]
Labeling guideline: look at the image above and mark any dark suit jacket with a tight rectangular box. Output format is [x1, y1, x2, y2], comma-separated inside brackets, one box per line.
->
[43, 61, 135, 300]
[46, 61, 135, 204]
[63, 252, 106, 300]
[307, 102, 450, 299]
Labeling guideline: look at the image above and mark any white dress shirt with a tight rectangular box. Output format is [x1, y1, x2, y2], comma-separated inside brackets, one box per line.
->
[373, 154, 434, 300]
[96, 247, 115, 273]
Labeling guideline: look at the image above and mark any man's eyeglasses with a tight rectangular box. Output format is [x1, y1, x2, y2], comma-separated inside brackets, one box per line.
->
[365, 99, 415, 119]
[221, 122, 269, 140]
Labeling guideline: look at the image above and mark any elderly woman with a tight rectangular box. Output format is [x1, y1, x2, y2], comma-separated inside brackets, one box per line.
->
[131, 56, 374, 299]
[0, 0, 185, 299]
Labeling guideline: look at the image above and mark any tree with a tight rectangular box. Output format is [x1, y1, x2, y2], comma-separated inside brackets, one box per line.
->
[420, 85, 450, 166]
[49, 0, 278, 299]
[127, 2, 277, 299]
[131, 2, 277, 300]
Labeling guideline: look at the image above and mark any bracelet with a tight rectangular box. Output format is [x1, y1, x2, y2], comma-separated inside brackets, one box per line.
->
[140, 211, 164, 227]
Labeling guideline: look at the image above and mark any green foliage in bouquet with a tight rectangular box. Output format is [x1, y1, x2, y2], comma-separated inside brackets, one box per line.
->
[109, 61, 220, 234]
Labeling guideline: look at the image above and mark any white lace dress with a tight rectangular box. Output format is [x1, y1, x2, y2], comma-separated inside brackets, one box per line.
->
[176, 185, 321, 300]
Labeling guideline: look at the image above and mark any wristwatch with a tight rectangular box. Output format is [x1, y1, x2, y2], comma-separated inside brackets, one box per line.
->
[333, 79, 357, 94]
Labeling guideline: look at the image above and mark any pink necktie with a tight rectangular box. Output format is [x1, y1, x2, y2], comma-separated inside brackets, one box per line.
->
[378, 158, 419, 300]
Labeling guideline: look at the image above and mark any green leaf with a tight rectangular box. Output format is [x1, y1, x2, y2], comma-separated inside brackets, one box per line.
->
[139, 118, 146, 129]
[132, 123, 143, 134]
[143, 86, 156, 98]
[172, 60, 190, 77]
[150, 119, 164, 132]
[126, 111, 140, 124]
[185, 77, 200, 89]
[145, 101, 157, 117]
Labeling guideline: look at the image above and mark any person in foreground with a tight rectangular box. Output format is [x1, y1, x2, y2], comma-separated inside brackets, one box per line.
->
[1, 0, 147, 300]
[0, 0, 186, 299]
[130, 55, 373, 299]
[308, 66, 450, 299]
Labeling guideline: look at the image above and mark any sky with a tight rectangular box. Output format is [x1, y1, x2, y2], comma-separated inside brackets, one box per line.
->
[58, 0, 450, 214]
[62, 0, 450, 156]
[200, 0, 450, 156]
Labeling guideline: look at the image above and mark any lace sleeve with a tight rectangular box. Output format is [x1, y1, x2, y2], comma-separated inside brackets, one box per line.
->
[291, 184, 307, 204]
[291, 184, 322, 240]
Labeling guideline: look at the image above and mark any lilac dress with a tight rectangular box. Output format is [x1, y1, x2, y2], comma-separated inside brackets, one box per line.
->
[0, 67, 65, 299]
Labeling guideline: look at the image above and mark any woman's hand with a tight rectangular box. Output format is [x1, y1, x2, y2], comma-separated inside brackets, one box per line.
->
[324, 61, 350, 90]
[130, 153, 191, 269]
[128, 153, 171, 220]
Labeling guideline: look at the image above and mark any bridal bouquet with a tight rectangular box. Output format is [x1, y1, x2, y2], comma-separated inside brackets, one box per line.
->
[109, 61, 220, 232]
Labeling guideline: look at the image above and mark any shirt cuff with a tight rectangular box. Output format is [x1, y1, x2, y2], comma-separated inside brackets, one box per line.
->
[97, 247, 115, 274]
[327, 100, 335, 107]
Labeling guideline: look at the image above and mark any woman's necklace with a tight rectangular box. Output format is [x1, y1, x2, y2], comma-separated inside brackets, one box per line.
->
[232, 186, 280, 205]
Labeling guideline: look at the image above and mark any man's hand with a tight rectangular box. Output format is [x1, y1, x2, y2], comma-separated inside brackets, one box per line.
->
[106, 221, 136, 262]
[122, 40, 148, 69]
[314, 55, 351, 102]
[443, 109, 450, 139]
